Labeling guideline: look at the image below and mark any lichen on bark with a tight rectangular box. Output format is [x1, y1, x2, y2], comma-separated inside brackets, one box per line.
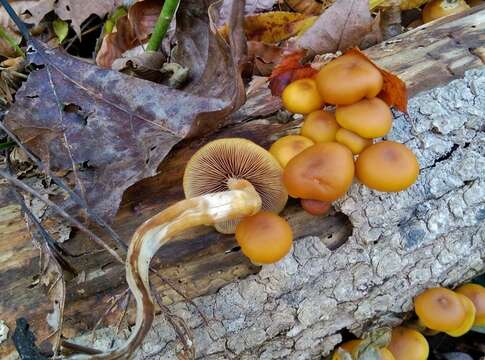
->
[73, 68, 485, 359]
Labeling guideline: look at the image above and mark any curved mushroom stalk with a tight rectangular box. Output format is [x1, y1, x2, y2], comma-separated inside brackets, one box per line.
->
[68, 183, 261, 359]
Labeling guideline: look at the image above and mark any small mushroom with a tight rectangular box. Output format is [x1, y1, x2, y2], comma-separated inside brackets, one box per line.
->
[282, 78, 324, 114]
[300, 110, 340, 143]
[335, 98, 393, 139]
[356, 141, 419, 192]
[283, 142, 355, 202]
[315, 53, 383, 105]
[422, 0, 470, 23]
[332, 340, 362, 360]
[235, 211, 293, 264]
[387, 327, 429, 360]
[300, 199, 332, 216]
[269, 135, 314, 167]
[184, 138, 288, 233]
[446, 293, 476, 337]
[414, 287, 467, 332]
[335, 128, 373, 155]
[456, 283, 485, 326]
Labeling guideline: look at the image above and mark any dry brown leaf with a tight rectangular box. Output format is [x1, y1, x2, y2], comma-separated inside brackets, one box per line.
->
[218, 0, 278, 25]
[96, 0, 162, 68]
[296, 0, 373, 54]
[360, 12, 383, 49]
[25, 0, 125, 37]
[346, 48, 408, 112]
[248, 41, 284, 75]
[0, 1, 37, 57]
[5, 0, 246, 222]
[284, 0, 336, 15]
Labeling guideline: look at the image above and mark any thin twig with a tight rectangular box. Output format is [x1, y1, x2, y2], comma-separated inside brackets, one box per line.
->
[0, 169, 124, 263]
[0, 121, 127, 251]
[91, 288, 130, 342]
[0, 0, 30, 41]
[146, 0, 180, 52]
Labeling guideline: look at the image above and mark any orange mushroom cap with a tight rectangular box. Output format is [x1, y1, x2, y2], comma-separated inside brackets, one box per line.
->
[315, 53, 383, 105]
[335, 128, 373, 155]
[269, 135, 314, 168]
[388, 327, 429, 360]
[282, 78, 323, 114]
[422, 0, 470, 23]
[356, 141, 419, 192]
[336, 98, 393, 139]
[235, 211, 293, 264]
[331, 340, 361, 360]
[300, 199, 332, 216]
[300, 110, 340, 143]
[446, 293, 476, 337]
[456, 283, 485, 326]
[414, 287, 467, 331]
[283, 142, 355, 202]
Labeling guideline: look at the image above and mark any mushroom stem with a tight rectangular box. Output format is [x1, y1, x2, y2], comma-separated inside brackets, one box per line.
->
[68, 184, 262, 359]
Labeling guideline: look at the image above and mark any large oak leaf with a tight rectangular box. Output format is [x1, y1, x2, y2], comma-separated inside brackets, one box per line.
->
[4, 0, 246, 222]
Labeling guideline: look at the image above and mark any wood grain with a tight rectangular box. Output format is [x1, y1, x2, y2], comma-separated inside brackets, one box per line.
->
[0, 6, 483, 357]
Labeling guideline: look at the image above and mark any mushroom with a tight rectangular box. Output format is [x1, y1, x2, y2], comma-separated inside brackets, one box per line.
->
[282, 78, 324, 114]
[315, 53, 383, 105]
[300, 199, 332, 216]
[414, 287, 467, 332]
[387, 327, 429, 360]
[332, 340, 396, 360]
[456, 283, 485, 326]
[283, 142, 355, 202]
[300, 110, 340, 143]
[184, 138, 288, 233]
[335, 98, 393, 139]
[269, 135, 315, 167]
[446, 293, 476, 337]
[356, 141, 419, 192]
[422, 0, 470, 23]
[335, 128, 373, 155]
[70, 138, 288, 359]
[235, 211, 293, 264]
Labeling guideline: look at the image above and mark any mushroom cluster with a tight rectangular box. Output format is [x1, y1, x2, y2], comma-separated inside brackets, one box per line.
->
[273, 52, 419, 215]
[332, 339, 396, 360]
[414, 284, 485, 337]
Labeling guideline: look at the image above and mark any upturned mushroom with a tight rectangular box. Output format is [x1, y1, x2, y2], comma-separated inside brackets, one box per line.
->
[315, 53, 384, 105]
[67, 138, 289, 359]
[184, 138, 288, 233]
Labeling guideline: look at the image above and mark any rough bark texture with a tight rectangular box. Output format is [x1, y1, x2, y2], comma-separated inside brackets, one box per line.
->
[71, 68, 485, 359]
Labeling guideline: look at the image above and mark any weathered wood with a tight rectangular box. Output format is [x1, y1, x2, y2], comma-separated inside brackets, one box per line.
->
[0, 6, 484, 357]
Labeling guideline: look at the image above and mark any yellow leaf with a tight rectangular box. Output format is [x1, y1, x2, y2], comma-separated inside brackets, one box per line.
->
[375, 0, 430, 10]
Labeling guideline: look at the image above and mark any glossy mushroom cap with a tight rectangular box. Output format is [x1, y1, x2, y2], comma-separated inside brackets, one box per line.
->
[456, 283, 485, 326]
[356, 141, 419, 192]
[235, 211, 293, 264]
[336, 98, 393, 139]
[414, 287, 467, 331]
[335, 128, 373, 155]
[184, 138, 288, 234]
[301, 199, 332, 216]
[379, 348, 396, 360]
[422, 0, 470, 23]
[388, 327, 429, 360]
[282, 78, 324, 114]
[331, 340, 361, 360]
[446, 293, 476, 337]
[316, 53, 383, 105]
[284, 142, 355, 202]
[269, 135, 314, 168]
[300, 110, 340, 143]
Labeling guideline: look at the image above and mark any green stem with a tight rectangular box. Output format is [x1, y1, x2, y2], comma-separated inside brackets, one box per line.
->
[146, 0, 180, 52]
[0, 141, 15, 150]
[0, 24, 24, 57]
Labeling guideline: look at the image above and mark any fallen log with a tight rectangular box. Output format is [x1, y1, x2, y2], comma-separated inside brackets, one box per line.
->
[0, 6, 484, 358]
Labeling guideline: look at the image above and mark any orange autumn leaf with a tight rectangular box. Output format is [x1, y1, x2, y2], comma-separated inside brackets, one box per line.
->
[269, 51, 317, 96]
[345, 48, 408, 112]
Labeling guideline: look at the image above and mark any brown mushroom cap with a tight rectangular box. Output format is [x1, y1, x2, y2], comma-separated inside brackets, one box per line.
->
[283, 142, 355, 202]
[183, 138, 288, 233]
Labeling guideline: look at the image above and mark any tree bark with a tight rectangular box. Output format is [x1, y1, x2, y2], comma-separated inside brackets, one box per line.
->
[0, 6, 484, 359]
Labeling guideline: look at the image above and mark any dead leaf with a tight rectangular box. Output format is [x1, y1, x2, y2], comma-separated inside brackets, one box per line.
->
[284, 0, 336, 15]
[4, 0, 246, 222]
[218, 0, 278, 25]
[296, 0, 373, 54]
[0, 1, 37, 57]
[268, 50, 317, 96]
[96, 0, 164, 68]
[25, 0, 126, 37]
[346, 48, 408, 112]
[360, 12, 383, 49]
[248, 41, 284, 75]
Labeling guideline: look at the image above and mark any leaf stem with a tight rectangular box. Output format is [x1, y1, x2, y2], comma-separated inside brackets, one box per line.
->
[0, 24, 24, 57]
[146, 0, 180, 52]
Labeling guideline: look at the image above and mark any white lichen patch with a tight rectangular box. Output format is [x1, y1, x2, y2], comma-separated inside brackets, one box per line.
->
[79, 69, 485, 359]
[0, 320, 9, 345]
